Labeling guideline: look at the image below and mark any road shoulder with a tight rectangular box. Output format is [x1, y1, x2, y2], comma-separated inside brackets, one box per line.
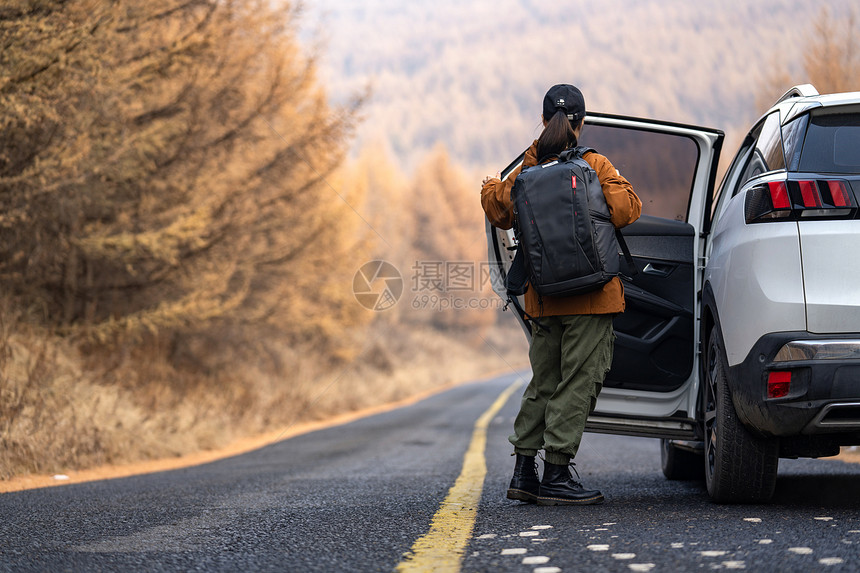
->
[0, 371, 516, 494]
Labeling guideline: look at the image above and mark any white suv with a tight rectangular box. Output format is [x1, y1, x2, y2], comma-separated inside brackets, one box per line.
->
[486, 85, 860, 503]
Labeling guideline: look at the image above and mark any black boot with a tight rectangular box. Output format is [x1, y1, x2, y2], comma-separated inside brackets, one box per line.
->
[506, 454, 540, 503]
[537, 461, 604, 506]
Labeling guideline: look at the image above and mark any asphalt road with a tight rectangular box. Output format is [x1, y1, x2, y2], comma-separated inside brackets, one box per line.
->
[1, 372, 859, 572]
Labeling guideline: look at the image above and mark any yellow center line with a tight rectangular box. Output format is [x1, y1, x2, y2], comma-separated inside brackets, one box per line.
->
[396, 379, 523, 573]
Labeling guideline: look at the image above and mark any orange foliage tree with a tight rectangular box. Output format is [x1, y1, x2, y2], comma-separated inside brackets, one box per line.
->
[406, 145, 497, 333]
[338, 143, 499, 334]
[0, 0, 363, 346]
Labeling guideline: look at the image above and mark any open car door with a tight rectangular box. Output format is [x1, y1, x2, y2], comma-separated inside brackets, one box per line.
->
[486, 113, 723, 440]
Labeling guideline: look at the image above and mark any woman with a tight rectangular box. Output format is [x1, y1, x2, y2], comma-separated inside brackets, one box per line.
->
[481, 84, 642, 506]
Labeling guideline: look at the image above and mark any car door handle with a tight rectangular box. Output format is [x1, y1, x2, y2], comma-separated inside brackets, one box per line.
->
[642, 262, 676, 277]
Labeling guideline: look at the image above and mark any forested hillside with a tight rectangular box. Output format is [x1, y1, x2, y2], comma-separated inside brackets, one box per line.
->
[304, 0, 857, 171]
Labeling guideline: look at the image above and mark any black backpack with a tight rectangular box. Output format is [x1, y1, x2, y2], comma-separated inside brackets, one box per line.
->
[506, 146, 634, 299]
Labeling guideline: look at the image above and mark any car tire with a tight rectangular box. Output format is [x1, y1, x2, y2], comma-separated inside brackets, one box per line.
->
[661, 439, 704, 481]
[704, 325, 778, 503]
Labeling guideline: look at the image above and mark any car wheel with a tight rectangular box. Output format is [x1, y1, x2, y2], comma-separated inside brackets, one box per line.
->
[660, 439, 704, 480]
[704, 325, 778, 503]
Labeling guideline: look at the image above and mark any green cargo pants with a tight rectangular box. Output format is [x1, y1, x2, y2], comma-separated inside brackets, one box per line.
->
[509, 314, 615, 466]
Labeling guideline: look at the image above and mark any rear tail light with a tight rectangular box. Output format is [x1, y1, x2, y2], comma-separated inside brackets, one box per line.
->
[767, 371, 791, 399]
[768, 181, 792, 209]
[798, 180, 822, 208]
[745, 178, 857, 223]
[826, 180, 852, 207]
[745, 181, 793, 222]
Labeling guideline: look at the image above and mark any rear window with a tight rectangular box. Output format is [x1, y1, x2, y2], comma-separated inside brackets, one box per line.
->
[798, 113, 860, 174]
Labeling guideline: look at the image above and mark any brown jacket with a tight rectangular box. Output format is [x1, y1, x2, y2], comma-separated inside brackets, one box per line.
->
[481, 141, 642, 317]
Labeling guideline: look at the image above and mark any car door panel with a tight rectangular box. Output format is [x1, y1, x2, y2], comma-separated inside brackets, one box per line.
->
[610, 216, 695, 392]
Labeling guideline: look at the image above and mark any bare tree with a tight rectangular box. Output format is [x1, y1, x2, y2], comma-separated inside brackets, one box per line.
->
[756, 7, 860, 111]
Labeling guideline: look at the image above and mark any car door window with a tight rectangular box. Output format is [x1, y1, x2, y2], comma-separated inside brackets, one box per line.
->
[580, 124, 699, 222]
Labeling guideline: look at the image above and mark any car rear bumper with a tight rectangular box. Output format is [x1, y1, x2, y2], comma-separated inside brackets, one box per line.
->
[727, 331, 860, 439]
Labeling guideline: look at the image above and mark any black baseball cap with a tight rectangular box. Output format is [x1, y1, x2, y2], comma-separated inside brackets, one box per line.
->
[542, 84, 586, 123]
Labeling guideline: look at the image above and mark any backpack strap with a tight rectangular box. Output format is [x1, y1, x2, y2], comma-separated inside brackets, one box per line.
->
[616, 228, 638, 280]
[505, 246, 551, 332]
[506, 291, 550, 333]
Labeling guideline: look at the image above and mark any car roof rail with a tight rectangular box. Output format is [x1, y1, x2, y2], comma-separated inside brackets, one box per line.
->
[775, 84, 819, 104]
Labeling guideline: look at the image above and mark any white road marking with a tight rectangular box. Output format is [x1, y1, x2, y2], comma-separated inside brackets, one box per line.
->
[723, 561, 746, 569]
[628, 564, 655, 572]
[532, 525, 553, 530]
[814, 517, 833, 521]
[603, 522, 617, 526]
[612, 553, 636, 560]
[587, 544, 610, 551]
[671, 543, 684, 549]
[519, 531, 540, 537]
[699, 551, 728, 557]
[820, 557, 845, 566]
[758, 539, 773, 545]
[743, 518, 762, 523]
[595, 528, 609, 531]
[476, 534, 496, 539]
[534, 567, 561, 573]
[788, 547, 813, 555]
[501, 548, 527, 555]
[523, 556, 550, 565]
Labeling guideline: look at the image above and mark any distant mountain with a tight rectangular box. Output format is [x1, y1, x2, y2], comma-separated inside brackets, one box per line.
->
[303, 0, 854, 171]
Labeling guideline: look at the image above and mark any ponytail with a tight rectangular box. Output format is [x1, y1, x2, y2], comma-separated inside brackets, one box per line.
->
[536, 110, 578, 162]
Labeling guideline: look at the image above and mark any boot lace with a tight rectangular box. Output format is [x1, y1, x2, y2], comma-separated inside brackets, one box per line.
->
[566, 461, 583, 486]
[536, 454, 583, 486]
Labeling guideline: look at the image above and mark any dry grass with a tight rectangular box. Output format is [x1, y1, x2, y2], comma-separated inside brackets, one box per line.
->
[0, 305, 528, 481]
